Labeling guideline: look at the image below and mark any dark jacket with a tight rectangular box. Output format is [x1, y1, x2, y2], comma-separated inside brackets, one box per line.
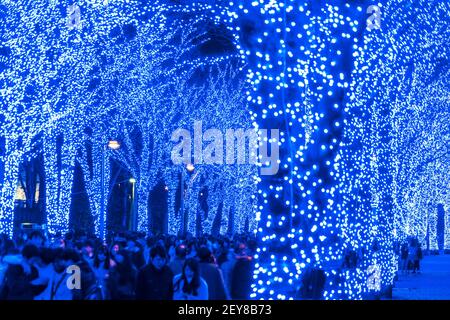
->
[135, 264, 174, 300]
[168, 258, 184, 276]
[231, 256, 254, 300]
[0, 264, 38, 300]
[199, 262, 228, 300]
[299, 267, 326, 299]
[109, 260, 137, 300]
[127, 249, 146, 270]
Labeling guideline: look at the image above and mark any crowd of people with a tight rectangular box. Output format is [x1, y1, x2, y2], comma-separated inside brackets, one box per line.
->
[0, 230, 256, 300]
[397, 237, 423, 275]
[341, 237, 425, 276]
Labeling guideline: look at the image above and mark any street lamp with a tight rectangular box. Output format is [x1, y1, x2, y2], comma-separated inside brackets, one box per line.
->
[107, 140, 121, 150]
[179, 164, 201, 235]
[186, 163, 195, 173]
[100, 139, 121, 241]
[180, 163, 195, 235]
[129, 177, 136, 231]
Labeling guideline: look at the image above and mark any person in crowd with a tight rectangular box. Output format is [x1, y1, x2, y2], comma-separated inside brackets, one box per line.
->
[30, 247, 56, 296]
[230, 242, 254, 300]
[400, 242, 409, 274]
[298, 265, 326, 299]
[34, 248, 77, 300]
[0, 244, 40, 300]
[28, 231, 46, 248]
[216, 239, 230, 266]
[143, 237, 156, 265]
[125, 238, 145, 270]
[173, 258, 208, 300]
[93, 245, 111, 300]
[186, 242, 198, 259]
[168, 244, 187, 276]
[50, 236, 66, 249]
[80, 241, 95, 268]
[197, 246, 228, 300]
[0, 237, 16, 286]
[0, 231, 256, 300]
[219, 247, 236, 296]
[74, 252, 102, 300]
[407, 241, 416, 275]
[413, 243, 423, 274]
[109, 248, 136, 300]
[110, 242, 122, 258]
[136, 245, 173, 300]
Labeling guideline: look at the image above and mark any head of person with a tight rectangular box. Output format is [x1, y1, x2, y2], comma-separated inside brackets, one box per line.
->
[175, 244, 187, 259]
[0, 238, 16, 257]
[226, 247, 235, 260]
[126, 238, 137, 249]
[58, 237, 66, 248]
[22, 244, 40, 265]
[54, 248, 79, 273]
[211, 241, 221, 254]
[234, 242, 247, 256]
[110, 243, 121, 256]
[94, 245, 110, 269]
[145, 236, 156, 248]
[64, 249, 80, 265]
[197, 246, 212, 263]
[157, 239, 165, 249]
[187, 243, 197, 258]
[52, 248, 65, 273]
[38, 247, 56, 267]
[82, 241, 94, 258]
[183, 258, 199, 282]
[112, 250, 126, 265]
[28, 231, 45, 248]
[150, 245, 167, 271]
[178, 258, 201, 295]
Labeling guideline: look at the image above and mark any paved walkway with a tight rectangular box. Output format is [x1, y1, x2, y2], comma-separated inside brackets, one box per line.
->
[392, 254, 450, 300]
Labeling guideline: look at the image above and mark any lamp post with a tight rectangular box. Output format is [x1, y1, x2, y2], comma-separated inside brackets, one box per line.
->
[100, 140, 121, 241]
[180, 163, 195, 234]
[129, 177, 136, 231]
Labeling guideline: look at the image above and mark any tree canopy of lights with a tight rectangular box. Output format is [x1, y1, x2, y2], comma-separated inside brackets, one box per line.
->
[105, 61, 258, 235]
[0, 0, 257, 237]
[165, 65, 258, 236]
[340, 0, 450, 298]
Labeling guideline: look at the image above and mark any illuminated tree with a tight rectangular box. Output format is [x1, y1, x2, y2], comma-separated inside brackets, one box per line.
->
[341, 0, 450, 295]
[224, 0, 365, 299]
